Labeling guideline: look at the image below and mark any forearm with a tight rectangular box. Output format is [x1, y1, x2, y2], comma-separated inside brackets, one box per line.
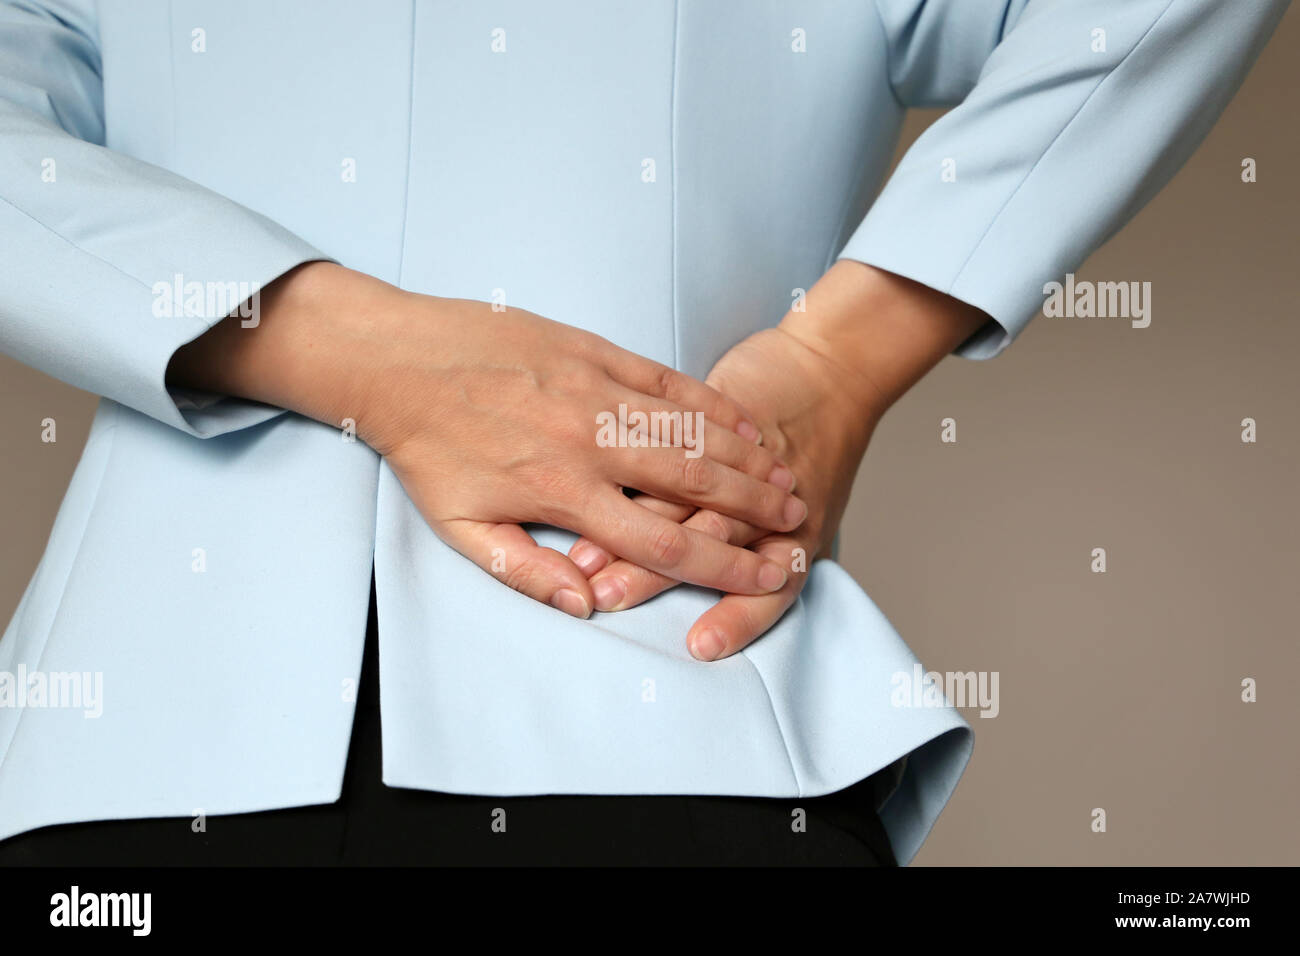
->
[778, 260, 989, 418]
[166, 261, 403, 450]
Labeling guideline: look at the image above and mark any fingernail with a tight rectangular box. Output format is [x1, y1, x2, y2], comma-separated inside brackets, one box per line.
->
[768, 465, 795, 491]
[570, 543, 603, 575]
[783, 496, 807, 527]
[591, 576, 626, 611]
[691, 628, 727, 662]
[551, 588, 590, 618]
[758, 562, 787, 592]
[737, 420, 762, 444]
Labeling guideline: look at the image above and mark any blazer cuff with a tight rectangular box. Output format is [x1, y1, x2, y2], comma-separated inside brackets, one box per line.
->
[109, 243, 333, 440]
[836, 220, 1028, 361]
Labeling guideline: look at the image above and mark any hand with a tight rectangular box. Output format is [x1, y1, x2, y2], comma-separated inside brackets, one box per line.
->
[168, 262, 807, 618]
[565, 260, 989, 659]
[569, 324, 881, 657]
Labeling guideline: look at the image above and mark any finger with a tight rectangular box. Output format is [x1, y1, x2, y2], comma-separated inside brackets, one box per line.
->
[578, 491, 790, 595]
[685, 537, 809, 661]
[588, 506, 760, 611]
[608, 439, 806, 533]
[598, 350, 764, 444]
[597, 388, 794, 490]
[435, 518, 595, 619]
[568, 494, 693, 576]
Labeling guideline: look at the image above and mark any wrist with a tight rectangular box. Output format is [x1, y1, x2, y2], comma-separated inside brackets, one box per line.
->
[168, 260, 407, 447]
[258, 261, 405, 444]
[779, 260, 989, 414]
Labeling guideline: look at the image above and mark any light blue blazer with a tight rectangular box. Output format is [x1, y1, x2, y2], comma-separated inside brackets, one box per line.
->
[0, 0, 1283, 863]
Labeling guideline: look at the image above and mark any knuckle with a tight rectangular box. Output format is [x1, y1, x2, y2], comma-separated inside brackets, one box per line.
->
[677, 454, 714, 496]
[546, 359, 602, 397]
[558, 407, 599, 450]
[521, 469, 586, 526]
[730, 604, 760, 640]
[749, 484, 782, 523]
[762, 427, 792, 461]
[694, 509, 732, 542]
[569, 330, 609, 359]
[502, 557, 546, 595]
[721, 547, 760, 592]
[654, 364, 680, 399]
[647, 523, 688, 567]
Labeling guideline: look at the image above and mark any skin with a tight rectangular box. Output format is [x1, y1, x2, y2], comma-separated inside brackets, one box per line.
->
[168, 262, 805, 618]
[565, 260, 988, 660]
[168, 259, 986, 654]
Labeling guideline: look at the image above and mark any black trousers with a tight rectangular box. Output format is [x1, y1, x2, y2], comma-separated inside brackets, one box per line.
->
[0, 577, 896, 866]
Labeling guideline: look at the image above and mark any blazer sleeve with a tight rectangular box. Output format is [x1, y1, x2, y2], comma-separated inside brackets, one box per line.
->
[839, 0, 1287, 358]
[0, 0, 331, 437]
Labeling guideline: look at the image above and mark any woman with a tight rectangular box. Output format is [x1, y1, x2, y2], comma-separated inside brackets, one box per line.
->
[0, 0, 1283, 865]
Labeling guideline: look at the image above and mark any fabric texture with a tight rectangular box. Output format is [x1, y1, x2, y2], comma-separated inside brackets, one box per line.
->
[0, 0, 1284, 864]
[0, 574, 898, 866]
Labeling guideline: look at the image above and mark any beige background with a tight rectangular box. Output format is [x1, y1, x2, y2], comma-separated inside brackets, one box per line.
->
[2, 10, 1296, 865]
